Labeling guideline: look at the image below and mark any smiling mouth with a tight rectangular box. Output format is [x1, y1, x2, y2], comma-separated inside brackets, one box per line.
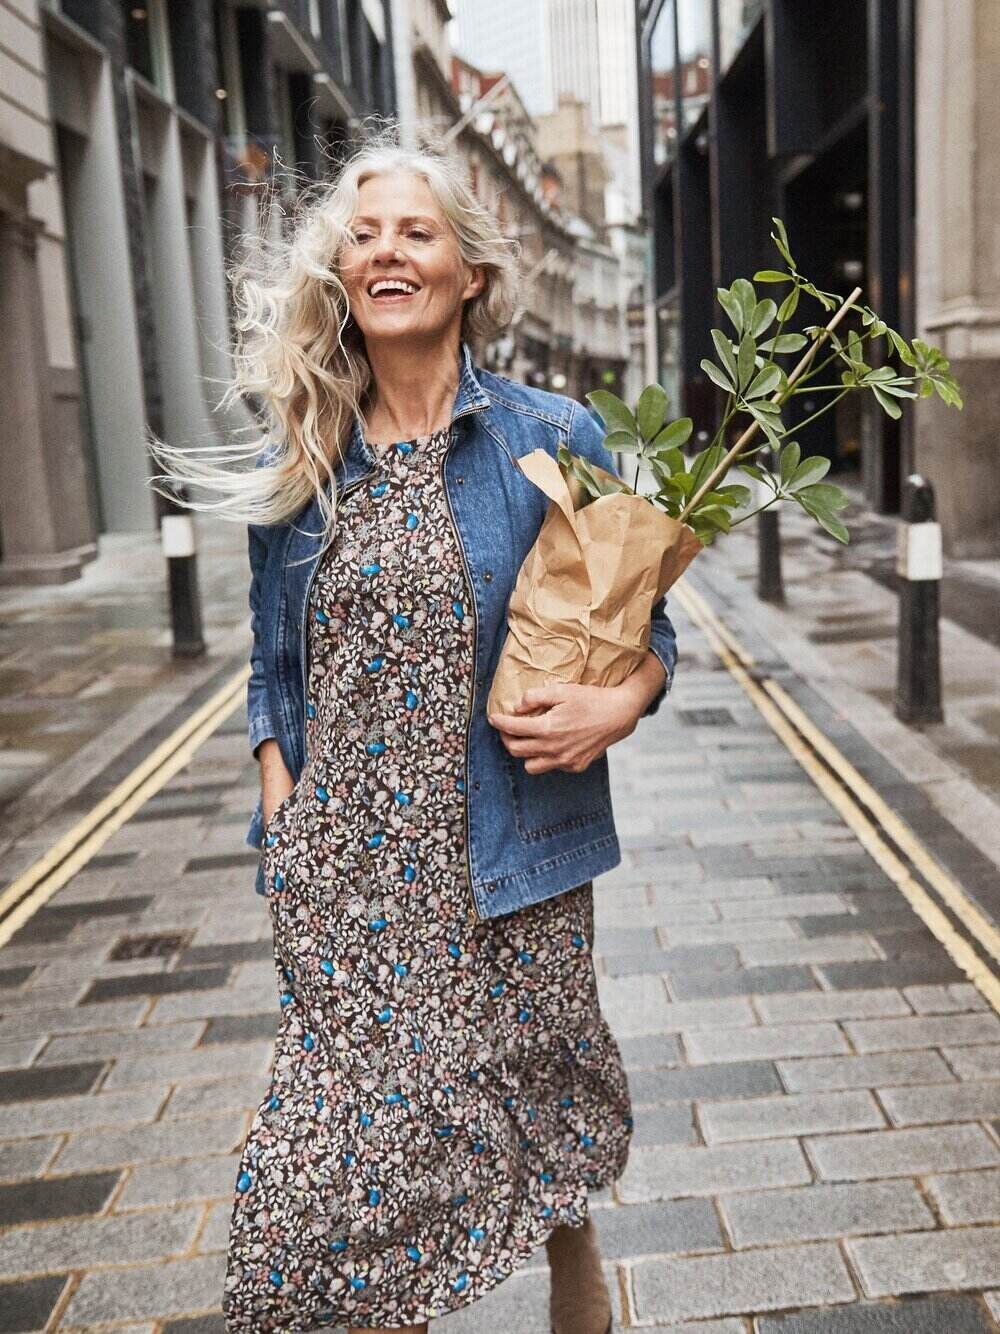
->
[367, 279, 422, 301]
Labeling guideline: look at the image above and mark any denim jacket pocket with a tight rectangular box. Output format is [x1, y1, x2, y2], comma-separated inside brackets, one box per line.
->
[503, 753, 612, 843]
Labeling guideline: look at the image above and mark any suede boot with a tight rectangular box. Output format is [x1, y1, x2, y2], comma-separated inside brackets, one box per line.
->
[545, 1214, 613, 1334]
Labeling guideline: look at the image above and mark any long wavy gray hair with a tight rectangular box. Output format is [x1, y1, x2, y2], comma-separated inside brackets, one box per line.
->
[149, 125, 521, 541]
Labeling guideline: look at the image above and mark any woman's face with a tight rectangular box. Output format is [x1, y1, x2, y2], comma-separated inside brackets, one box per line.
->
[339, 171, 484, 349]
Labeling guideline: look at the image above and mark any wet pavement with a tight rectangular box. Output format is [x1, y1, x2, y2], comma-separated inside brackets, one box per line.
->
[0, 583, 998, 1331]
[0, 521, 249, 817]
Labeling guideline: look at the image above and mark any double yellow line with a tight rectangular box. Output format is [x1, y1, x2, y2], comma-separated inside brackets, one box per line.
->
[0, 667, 250, 949]
[673, 578, 1000, 1015]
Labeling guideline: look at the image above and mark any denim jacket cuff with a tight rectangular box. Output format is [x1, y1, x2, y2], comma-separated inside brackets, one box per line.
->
[642, 642, 674, 718]
[249, 711, 276, 758]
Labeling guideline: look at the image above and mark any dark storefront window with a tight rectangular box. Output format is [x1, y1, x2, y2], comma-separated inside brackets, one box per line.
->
[676, 0, 711, 133]
[718, 0, 763, 74]
[650, 1, 677, 166]
[121, 1, 155, 83]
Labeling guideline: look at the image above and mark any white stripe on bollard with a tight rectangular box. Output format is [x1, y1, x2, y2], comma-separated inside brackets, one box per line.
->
[896, 520, 942, 581]
[161, 514, 196, 558]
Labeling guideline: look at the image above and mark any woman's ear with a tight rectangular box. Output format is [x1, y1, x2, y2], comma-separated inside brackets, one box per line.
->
[465, 265, 486, 301]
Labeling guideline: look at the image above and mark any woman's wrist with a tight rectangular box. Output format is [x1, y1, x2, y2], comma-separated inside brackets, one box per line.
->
[616, 651, 668, 719]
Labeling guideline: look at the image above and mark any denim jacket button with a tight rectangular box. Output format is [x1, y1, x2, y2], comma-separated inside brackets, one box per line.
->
[483, 570, 493, 583]
[484, 881, 497, 893]
[456, 475, 465, 484]
[473, 780, 481, 790]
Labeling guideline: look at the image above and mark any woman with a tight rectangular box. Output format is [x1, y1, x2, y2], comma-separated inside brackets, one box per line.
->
[154, 130, 676, 1334]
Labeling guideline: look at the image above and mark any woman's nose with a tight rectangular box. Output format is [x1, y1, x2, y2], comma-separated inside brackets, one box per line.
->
[371, 235, 402, 264]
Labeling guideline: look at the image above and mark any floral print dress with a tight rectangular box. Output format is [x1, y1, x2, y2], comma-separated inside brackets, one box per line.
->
[223, 426, 633, 1331]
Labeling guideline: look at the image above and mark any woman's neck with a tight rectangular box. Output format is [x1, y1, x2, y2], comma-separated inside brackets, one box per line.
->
[364, 337, 462, 444]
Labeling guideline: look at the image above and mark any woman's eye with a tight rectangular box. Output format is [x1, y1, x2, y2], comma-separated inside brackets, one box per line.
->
[409, 230, 432, 241]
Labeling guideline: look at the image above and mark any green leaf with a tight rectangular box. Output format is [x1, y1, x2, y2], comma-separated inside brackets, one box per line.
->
[715, 483, 753, 508]
[732, 279, 757, 332]
[738, 462, 769, 484]
[701, 358, 736, 392]
[650, 447, 685, 477]
[754, 269, 792, 283]
[744, 364, 783, 401]
[871, 384, 903, 419]
[798, 482, 850, 511]
[751, 299, 778, 339]
[787, 456, 831, 491]
[690, 443, 727, 491]
[760, 332, 807, 355]
[737, 333, 757, 391]
[777, 284, 800, 323]
[586, 390, 637, 436]
[888, 328, 917, 367]
[691, 504, 732, 533]
[649, 418, 694, 453]
[604, 428, 642, 454]
[711, 329, 738, 381]
[717, 286, 744, 335]
[770, 217, 795, 268]
[797, 492, 850, 544]
[636, 384, 668, 441]
[779, 441, 801, 487]
[668, 469, 695, 496]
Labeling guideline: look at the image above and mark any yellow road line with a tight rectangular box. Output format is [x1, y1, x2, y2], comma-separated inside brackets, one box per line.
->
[673, 578, 1000, 1015]
[0, 666, 250, 949]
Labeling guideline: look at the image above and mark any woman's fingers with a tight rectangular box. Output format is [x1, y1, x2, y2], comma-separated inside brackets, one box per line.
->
[488, 710, 552, 737]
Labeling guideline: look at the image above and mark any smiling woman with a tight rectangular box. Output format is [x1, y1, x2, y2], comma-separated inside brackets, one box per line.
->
[148, 123, 677, 1334]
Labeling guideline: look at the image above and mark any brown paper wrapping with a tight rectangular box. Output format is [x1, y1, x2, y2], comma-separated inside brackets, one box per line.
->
[487, 449, 703, 716]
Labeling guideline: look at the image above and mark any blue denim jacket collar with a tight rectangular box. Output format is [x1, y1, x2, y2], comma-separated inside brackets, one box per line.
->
[343, 341, 491, 474]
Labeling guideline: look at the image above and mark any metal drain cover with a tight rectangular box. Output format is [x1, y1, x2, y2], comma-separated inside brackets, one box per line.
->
[678, 708, 737, 727]
[109, 932, 187, 960]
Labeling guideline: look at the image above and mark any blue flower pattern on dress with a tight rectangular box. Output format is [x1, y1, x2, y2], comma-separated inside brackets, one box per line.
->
[223, 427, 632, 1330]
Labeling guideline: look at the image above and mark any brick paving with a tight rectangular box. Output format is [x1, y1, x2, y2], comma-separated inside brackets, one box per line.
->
[0, 596, 998, 1331]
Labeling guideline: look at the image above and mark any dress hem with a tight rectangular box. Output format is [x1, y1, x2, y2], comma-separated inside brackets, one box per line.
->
[327, 1164, 624, 1331]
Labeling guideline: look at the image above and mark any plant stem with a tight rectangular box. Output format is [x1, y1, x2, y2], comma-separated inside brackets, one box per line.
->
[679, 285, 861, 522]
[730, 493, 782, 528]
[790, 389, 850, 436]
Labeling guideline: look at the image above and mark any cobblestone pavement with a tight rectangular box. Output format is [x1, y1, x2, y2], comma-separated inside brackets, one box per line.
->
[1, 593, 999, 1332]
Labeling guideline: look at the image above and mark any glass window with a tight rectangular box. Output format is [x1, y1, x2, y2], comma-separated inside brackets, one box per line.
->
[120, 0, 173, 96]
[649, 0, 677, 167]
[676, 0, 711, 132]
[718, 0, 763, 73]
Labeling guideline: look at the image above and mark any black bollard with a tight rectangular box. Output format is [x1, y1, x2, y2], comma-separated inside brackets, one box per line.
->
[757, 450, 785, 604]
[895, 474, 943, 724]
[161, 488, 206, 659]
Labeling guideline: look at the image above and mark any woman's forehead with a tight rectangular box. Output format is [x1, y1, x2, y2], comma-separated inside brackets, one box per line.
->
[353, 172, 443, 217]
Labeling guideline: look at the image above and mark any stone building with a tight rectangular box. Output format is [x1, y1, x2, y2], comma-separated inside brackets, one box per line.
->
[0, 0, 393, 586]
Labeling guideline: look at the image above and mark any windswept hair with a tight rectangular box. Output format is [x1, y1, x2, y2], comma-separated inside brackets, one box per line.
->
[149, 122, 521, 542]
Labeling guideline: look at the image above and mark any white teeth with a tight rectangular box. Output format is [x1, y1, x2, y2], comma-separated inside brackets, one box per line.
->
[369, 279, 418, 296]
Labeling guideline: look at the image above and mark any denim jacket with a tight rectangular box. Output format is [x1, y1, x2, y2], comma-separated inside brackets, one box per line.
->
[245, 342, 678, 916]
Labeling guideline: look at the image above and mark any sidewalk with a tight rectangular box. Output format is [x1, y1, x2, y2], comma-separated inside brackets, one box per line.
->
[696, 496, 1000, 886]
[0, 519, 250, 874]
[1, 591, 998, 1331]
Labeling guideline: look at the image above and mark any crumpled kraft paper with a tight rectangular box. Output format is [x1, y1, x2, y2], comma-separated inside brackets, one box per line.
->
[487, 449, 703, 716]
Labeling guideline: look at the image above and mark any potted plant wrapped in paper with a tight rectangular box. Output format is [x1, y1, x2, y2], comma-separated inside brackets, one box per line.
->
[486, 218, 963, 717]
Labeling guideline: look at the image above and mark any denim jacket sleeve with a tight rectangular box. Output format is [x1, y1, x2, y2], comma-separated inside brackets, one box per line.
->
[247, 445, 280, 759]
[247, 520, 276, 758]
[567, 400, 678, 718]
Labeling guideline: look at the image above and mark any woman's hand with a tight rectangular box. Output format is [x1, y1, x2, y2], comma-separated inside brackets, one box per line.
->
[488, 652, 667, 775]
[257, 738, 295, 825]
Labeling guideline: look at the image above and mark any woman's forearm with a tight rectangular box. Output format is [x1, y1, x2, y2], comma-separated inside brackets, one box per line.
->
[616, 649, 668, 720]
[258, 738, 295, 824]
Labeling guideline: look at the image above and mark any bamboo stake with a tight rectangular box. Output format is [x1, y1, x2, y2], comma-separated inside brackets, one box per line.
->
[679, 285, 863, 522]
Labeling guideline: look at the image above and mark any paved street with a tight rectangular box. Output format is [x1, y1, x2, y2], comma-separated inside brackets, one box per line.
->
[1, 590, 999, 1332]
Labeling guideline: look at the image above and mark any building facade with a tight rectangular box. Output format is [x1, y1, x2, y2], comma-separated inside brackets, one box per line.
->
[0, 0, 393, 586]
[636, 0, 999, 555]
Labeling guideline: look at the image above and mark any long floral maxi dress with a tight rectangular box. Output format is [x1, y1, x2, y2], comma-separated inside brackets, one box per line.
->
[223, 427, 633, 1331]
